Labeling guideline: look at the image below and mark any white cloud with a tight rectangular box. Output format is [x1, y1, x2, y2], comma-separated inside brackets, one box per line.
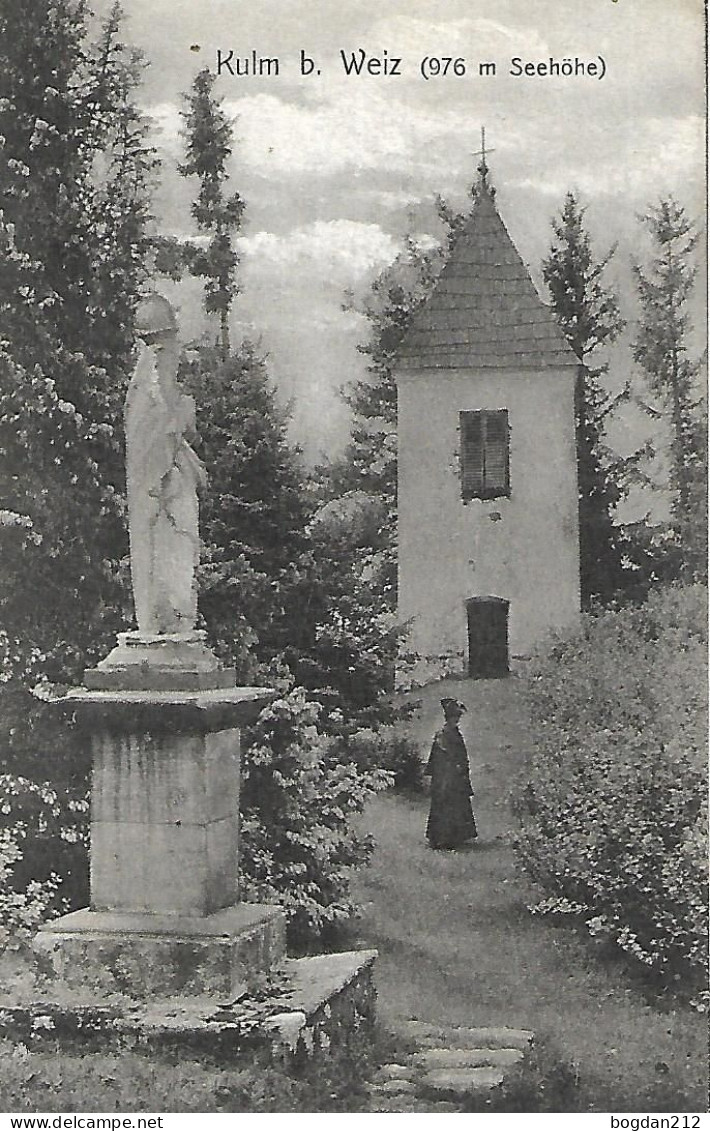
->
[505, 115, 705, 202]
[369, 14, 549, 59]
[222, 89, 473, 177]
[239, 219, 399, 282]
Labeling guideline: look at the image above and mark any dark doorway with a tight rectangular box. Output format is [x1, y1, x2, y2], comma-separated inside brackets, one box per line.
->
[466, 597, 509, 679]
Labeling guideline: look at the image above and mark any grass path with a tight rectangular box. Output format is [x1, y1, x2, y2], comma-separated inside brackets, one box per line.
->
[347, 676, 707, 1111]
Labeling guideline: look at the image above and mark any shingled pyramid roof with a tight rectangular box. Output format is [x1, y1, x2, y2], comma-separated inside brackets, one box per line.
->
[397, 184, 577, 372]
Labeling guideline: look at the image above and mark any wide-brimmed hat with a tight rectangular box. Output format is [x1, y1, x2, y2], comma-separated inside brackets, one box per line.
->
[441, 697, 466, 714]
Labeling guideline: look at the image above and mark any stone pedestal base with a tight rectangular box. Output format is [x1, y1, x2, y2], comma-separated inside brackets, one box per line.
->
[1, 948, 378, 1073]
[83, 631, 236, 691]
[34, 904, 286, 1000]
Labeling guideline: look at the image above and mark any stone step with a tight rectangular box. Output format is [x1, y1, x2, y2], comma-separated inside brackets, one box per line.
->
[374, 1079, 418, 1096]
[418, 1025, 533, 1051]
[372, 1063, 415, 1082]
[368, 1017, 535, 1112]
[371, 1098, 460, 1114]
[420, 1065, 507, 1098]
[415, 1046, 524, 1071]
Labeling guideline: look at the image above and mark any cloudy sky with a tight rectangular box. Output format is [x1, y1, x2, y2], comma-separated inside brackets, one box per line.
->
[97, 0, 706, 464]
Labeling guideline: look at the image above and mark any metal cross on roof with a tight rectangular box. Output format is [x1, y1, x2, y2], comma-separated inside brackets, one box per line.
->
[472, 126, 496, 193]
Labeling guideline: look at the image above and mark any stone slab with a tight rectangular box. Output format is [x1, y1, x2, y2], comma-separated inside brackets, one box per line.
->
[415, 1046, 524, 1070]
[378, 1080, 417, 1096]
[39, 905, 280, 938]
[277, 949, 378, 1017]
[420, 1066, 507, 1097]
[262, 949, 378, 1064]
[0, 948, 378, 1074]
[374, 1063, 414, 1082]
[61, 686, 276, 733]
[84, 631, 236, 692]
[85, 667, 238, 692]
[33, 903, 286, 999]
[401, 1020, 533, 1050]
[439, 1026, 533, 1051]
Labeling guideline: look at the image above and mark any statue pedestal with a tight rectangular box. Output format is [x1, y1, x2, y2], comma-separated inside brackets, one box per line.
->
[36, 664, 283, 1000]
[83, 630, 236, 691]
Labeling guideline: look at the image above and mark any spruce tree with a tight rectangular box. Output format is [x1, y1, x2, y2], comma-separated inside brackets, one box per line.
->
[633, 198, 706, 578]
[170, 69, 309, 676]
[180, 344, 310, 677]
[178, 68, 244, 358]
[542, 192, 626, 606]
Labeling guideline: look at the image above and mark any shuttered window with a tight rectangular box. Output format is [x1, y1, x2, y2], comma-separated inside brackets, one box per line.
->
[460, 410, 510, 500]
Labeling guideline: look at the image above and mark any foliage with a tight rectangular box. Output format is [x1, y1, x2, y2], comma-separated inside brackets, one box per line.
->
[542, 192, 627, 606]
[0, 2, 153, 942]
[307, 234, 447, 708]
[0, 0, 154, 680]
[633, 198, 706, 579]
[285, 507, 401, 716]
[0, 769, 90, 951]
[334, 234, 444, 506]
[176, 67, 244, 357]
[180, 344, 311, 679]
[0, 632, 90, 936]
[240, 688, 390, 947]
[514, 584, 708, 998]
[0, 350, 126, 680]
[339, 725, 423, 792]
[0, 829, 61, 951]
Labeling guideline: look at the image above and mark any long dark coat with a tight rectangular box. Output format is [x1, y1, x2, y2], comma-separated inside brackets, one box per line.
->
[425, 722, 477, 849]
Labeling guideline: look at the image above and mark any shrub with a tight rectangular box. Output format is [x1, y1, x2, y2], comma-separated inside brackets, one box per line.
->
[0, 774, 89, 949]
[342, 726, 424, 792]
[240, 688, 390, 948]
[514, 584, 708, 999]
[0, 639, 91, 947]
[0, 677, 386, 954]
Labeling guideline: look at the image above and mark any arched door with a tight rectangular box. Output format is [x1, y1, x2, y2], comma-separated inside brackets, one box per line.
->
[466, 596, 509, 679]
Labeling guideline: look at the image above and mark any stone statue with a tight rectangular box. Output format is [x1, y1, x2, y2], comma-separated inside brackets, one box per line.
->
[126, 295, 207, 635]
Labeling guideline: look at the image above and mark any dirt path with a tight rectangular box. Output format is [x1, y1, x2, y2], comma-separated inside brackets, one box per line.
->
[347, 676, 707, 1109]
[349, 675, 543, 1030]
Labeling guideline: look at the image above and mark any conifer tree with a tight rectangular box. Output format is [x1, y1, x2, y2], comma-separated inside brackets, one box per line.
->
[328, 238, 443, 553]
[0, 0, 155, 675]
[542, 192, 627, 606]
[178, 68, 244, 358]
[633, 198, 706, 578]
[170, 69, 309, 676]
[180, 344, 310, 678]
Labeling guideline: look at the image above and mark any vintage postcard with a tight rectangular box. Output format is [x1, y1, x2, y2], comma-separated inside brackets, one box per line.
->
[0, 0, 706, 1122]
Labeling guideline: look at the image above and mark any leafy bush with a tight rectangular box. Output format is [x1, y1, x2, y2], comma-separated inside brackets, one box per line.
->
[514, 584, 708, 999]
[342, 726, 424, 792]
[0, 774, 89, 949]
[240, 688, 390, 948]
[0, 638, 91, 949]
[0, 829, 60, 950]
[0, 676, 386, 954]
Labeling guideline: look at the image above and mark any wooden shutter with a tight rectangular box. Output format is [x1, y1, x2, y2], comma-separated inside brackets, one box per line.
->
[460, 412, 484, 499]
[483, 410, 509, 496]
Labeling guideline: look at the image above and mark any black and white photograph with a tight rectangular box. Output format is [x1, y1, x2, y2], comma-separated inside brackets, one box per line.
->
[0, 0, 707, 1120]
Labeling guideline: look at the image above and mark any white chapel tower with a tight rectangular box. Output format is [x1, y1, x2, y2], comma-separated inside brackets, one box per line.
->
[395, 155, 581, 684]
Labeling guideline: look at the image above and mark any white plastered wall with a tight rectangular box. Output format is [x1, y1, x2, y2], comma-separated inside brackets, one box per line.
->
[396, 366, 581, 682]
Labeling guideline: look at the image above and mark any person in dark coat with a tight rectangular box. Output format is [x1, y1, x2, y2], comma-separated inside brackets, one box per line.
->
[424, 697, 478, 850]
